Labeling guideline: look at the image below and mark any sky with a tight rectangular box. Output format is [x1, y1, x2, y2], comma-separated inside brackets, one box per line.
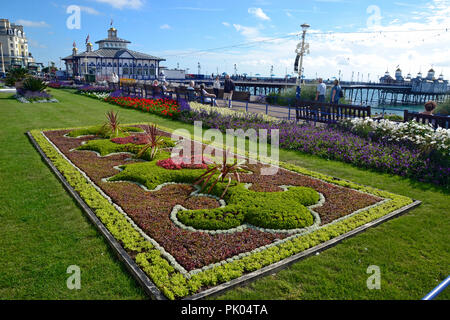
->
[3, 0, 450, 80]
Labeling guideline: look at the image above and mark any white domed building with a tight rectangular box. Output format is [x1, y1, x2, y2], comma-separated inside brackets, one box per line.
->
[412, 69, 449, 94]
[63, 26, 165, 81]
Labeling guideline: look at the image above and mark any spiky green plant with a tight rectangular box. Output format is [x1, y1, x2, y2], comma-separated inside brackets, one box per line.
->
[136, 124, 165, 160]
[194, 150, 247, 199]
[99, 110, 126, 138]
[22, 77, 47, 92]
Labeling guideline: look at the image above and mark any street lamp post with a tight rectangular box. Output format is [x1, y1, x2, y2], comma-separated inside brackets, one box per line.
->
[295, 23, 310, 100]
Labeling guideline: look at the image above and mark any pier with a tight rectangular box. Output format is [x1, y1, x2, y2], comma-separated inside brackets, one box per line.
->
[169, 79, 450, 106]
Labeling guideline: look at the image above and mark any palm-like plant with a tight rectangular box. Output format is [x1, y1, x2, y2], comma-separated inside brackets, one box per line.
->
[136, 124, 165, 160]
[100, 110, 125, 138]
[194, 150, 247, 199]
[22, 77, 47, 92]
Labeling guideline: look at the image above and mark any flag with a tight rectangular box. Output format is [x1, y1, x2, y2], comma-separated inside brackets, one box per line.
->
[110, 19, 113, 26]
[73, 41, 76, 48]
[85, 35, 90, 44]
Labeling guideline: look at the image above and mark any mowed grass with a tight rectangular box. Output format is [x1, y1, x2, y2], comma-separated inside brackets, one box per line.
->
[0, 89, 448, 300]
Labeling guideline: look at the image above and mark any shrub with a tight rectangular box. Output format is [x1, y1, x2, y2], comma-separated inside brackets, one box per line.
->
[265, 85, 349, 106]
[22, 77, 47, 92]
[178, 184, 319, 230]
[5, 68, 28, 86]
[436, 99, 450, 116]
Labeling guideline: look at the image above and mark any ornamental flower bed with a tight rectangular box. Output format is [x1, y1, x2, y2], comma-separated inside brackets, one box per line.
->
[181, 103, 449, 186]
[48, 81, 81, 90]
[30, 123, 416, 299]
[105, 96, 184, 119]
[76, 85, 112, 93]
[80, 91, 111, 100]
[15, 88, 59, 104]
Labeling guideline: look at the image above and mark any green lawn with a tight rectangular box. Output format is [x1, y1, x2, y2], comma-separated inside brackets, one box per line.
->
[0, 89, 448, 300]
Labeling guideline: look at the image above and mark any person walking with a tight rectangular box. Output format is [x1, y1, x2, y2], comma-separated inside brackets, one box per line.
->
[315, 78, 326, 103]
[223, 74, 235, 108]
[330, 79, 343, 117]
[213, 76, 221, 103]
[330, 79, 342, 104]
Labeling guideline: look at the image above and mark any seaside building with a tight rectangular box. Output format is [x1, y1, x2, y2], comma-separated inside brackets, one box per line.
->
[411, 69, 449, 94]
[379, 67, 449, 94]
[379, 70, 395, 84]
[0, 18, 37, 70]
[62, 26, 165, 81]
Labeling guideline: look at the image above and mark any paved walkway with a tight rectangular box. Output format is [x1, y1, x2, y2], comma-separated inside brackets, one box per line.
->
[211, 99, 295, 120]
[0, 88, 16, 94]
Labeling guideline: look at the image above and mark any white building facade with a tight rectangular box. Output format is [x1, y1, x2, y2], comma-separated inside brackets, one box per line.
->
[0, 19, 36, 71]
[63, 27, 165, 81]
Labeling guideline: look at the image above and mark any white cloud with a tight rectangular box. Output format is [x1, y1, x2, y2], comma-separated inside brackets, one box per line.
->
[160, 24, 171, 30]
[16, 20, 50, 28]
[233, 24, 261, 39]
[157, 0, 450, 79]
[248, 7, 271, 21]
[222, 22, 231, 27]
[80, 6, 101, 15]
[93, 0, 144, 10]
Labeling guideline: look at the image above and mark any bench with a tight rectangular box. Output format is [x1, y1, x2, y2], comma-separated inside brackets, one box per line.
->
[404, 110, 450, 129]
[295, 100, 371, 124]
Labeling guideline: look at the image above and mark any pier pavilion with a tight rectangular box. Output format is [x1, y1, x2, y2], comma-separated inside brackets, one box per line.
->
[63, 26, 165, 81]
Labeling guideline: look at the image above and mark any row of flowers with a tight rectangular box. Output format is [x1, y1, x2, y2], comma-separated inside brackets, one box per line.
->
[79, 91, 111, 100]
[104, 96, 187, 118]
[339, 117, 450, 157]
[47, 81, 82, 90]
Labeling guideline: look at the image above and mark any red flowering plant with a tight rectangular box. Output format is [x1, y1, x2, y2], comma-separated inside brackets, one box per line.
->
[105, 96, 182, 119]
[157, 155, 212, 170]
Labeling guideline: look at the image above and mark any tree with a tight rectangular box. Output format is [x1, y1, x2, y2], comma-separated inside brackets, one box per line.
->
[5, 67, 29, 87]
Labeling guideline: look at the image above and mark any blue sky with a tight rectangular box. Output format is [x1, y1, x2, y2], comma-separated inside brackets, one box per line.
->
[3, 0, 450, 79]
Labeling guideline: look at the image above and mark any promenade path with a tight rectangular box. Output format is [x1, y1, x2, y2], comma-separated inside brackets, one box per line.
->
[201, 99, 295, 121]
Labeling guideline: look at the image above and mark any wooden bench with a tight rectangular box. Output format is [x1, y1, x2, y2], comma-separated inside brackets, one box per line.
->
[204, 89, 250, 102]
[295, 100, 371, 124]
[404, 110, 450, 129]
